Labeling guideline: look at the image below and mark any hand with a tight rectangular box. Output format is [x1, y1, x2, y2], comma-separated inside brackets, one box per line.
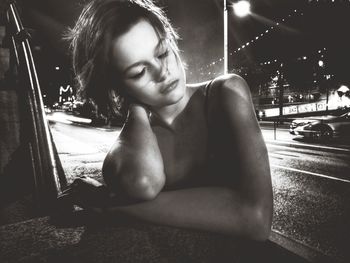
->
[58, 176, 111, 211]
[128, 103, 152, 122]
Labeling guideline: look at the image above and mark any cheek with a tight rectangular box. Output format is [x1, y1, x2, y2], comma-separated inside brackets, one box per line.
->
[123, 81, 156, 101]
[170, 52, 185, 77]
[121, 80, 141, 99]
[124, 85, 143, 100]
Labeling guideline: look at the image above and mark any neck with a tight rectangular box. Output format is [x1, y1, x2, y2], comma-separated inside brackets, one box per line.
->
[151, 87, 191, 128]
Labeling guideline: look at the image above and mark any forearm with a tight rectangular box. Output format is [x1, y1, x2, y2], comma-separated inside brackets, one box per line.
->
[107, 186, 271, 240]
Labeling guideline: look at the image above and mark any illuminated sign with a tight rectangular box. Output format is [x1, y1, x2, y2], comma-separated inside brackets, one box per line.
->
[263, 100, 345, 117]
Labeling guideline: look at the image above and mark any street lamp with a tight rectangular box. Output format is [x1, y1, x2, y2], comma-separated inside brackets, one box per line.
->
[233, 1, 251, 17]
[224, 0, 251, 74]
[318, 60, 324, 68]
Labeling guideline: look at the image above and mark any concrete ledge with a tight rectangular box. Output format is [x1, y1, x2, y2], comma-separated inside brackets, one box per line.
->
[269, 230, 335, 263]
[0, 211, 311, 263]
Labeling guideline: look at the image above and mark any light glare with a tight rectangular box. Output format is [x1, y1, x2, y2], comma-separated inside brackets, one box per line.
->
[233, 1, 251, 17]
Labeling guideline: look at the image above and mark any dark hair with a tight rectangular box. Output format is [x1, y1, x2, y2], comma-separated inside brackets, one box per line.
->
[67, 0, 179, 117]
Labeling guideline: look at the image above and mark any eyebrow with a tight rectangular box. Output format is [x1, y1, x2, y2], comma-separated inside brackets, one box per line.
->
[123, 38, 167, 75]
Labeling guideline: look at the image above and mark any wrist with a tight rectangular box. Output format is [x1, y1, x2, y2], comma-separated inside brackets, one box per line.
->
[128, 103, 152, 120]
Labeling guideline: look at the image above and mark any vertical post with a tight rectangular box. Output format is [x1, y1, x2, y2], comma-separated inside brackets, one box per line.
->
[326, 85, 329, 113]
[7, 2, 68, 214]
[224, 0, 228, 74]
[278, 63, 284, 118]
[278, 76, 284, 118]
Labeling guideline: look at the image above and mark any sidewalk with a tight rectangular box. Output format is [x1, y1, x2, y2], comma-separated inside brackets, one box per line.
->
[259, 121, 291, 130]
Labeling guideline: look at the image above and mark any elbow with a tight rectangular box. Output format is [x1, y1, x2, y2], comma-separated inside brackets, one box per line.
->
[126, 173, 165, 201]
[246, 205, 273, 241]
[103, 160, 165, 201]
[102, 151, 165, 201]
[250, 209, 272, 241]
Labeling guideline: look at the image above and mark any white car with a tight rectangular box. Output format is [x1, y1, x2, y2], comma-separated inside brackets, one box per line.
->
[289, 111, 350, 140]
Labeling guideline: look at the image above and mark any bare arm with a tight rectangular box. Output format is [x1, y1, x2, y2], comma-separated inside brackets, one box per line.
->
[102, 104, 165, 201]
[108, 186, 270, 240]
[102, 75, 273, 240]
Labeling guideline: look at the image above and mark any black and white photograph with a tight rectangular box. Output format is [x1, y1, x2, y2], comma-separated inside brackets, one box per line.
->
[0, 0, 349, 262]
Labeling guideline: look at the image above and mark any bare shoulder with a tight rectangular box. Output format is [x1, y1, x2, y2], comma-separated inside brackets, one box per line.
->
[186, 80, 211, 96]
[207, 74, 255, 122]
[207, 76, 264, 159]
[210, 74, 251, 103]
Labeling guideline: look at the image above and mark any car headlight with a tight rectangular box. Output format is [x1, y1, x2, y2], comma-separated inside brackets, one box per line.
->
[305, 121, 319, 129]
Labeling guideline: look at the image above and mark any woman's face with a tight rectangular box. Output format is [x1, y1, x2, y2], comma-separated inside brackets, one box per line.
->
[111, 19, 186, 109]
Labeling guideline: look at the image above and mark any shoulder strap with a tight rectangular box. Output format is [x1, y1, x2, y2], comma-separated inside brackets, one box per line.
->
[204, 79, 213, 129]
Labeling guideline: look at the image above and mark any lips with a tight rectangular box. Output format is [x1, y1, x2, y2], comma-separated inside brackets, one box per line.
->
[160, 79, 179, 94]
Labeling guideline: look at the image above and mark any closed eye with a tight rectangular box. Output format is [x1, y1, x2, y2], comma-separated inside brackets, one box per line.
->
[129, 68, 146, 79]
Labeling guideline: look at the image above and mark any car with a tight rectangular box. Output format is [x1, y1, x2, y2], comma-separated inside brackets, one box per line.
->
[62, 101, 73, 111]
[289, 111, 350, 140]
[72, 101, 84, 113]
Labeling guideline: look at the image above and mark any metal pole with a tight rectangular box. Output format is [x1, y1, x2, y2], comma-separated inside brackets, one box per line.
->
[7, 2, 68, 213]
[224, 0, 228, 74]
[326, 85, 329, 113]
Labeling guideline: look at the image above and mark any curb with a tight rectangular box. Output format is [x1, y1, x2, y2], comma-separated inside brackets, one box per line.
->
[269, 230, 339, 263]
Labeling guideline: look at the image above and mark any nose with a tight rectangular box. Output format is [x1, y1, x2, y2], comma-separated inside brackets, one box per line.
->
[153, 60, 168, 82]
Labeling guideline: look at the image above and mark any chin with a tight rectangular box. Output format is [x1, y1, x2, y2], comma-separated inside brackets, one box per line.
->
[165, 85, 185, 104]
[158, 93, 183, 107]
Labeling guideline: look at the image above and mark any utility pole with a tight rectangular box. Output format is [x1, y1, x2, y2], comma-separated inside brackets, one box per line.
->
[223, 0, 228, 74]
[278, 64, 284, 119]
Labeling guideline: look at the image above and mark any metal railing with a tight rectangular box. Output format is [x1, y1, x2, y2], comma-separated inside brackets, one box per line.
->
[6, 0, 67, 213]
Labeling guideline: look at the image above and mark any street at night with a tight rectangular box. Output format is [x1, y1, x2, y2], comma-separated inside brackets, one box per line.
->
[262, 123, 350, 261]
[48, 112, 350, 262]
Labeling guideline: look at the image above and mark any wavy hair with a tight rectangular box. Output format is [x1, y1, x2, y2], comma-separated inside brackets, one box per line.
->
[66, 0, 179, 117]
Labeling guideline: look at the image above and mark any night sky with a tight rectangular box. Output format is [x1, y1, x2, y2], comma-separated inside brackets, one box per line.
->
[16, 0, 350, 88]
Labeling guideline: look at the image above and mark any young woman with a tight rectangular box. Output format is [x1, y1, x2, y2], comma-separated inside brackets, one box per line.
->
[64, 0, 273, 241]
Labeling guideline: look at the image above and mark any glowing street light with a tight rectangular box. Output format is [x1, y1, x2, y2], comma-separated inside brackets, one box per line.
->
[224, 0, 251, 74]
[233, 0, 251, 17]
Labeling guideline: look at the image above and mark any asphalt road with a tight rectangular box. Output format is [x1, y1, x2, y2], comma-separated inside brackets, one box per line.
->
[48, 113, 350, 262]
[260, 124, 350, 262]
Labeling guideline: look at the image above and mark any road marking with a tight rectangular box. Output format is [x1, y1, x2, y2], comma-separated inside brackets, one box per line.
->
[265, 139, 350, 153]
[95, 127, 121, 132]
[271, 164, 350, 183]
[261, 127, 290, 131]
[269, 152, 300, 159]
[46, 115, 73, 125]
[267, 144, 303, 152]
